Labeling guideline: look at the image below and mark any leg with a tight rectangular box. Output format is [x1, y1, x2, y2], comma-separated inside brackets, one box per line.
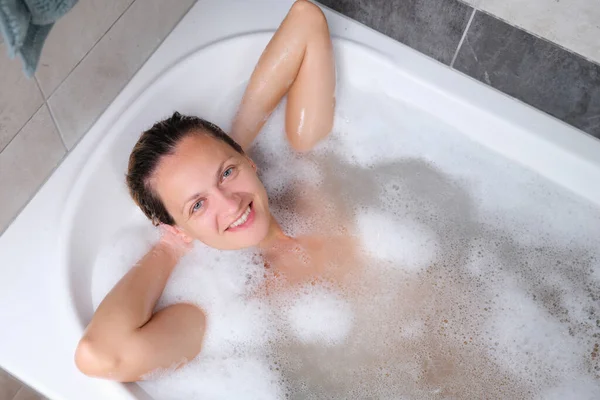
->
[231, 0, 335, 152]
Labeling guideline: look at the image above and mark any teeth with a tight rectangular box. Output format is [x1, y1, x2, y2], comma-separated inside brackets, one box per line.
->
[229, 206, 251, 229]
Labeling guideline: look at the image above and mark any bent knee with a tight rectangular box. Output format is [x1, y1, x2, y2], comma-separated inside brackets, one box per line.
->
[291, 0, 327, 25]
[75, 337, 121, 379]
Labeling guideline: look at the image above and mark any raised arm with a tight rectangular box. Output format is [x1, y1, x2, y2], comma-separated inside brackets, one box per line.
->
[74, 229, 205, 382]
[231, 0, 336, 152]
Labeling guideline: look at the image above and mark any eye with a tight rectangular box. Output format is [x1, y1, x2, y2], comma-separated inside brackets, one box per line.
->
[222, 166, 234, 180]
[191, 199, 204, 214]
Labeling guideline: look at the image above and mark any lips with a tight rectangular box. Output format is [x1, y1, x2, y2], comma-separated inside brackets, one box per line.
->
[225, 202, 255, 232]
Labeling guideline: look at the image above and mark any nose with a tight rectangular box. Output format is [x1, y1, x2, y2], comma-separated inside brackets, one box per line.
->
[213, 187, 241, 217]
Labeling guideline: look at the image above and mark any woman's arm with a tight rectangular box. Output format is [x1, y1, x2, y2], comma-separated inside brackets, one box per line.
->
[75, 229, 205, 382]
[231, 0, 335, 152]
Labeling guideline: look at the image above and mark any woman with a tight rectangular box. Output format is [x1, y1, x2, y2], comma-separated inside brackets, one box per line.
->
[75, 0, 346, 382]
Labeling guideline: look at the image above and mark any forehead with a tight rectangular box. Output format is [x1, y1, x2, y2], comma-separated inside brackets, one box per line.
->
[170, 133, 237, 162]
[152, 134, 239, 206]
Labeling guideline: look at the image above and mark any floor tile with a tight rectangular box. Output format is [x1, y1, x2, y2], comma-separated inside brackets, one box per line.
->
[0, 105, 66, 233]
[476, 0, 600, 65]
[0, 369, 21, 400]
[0, 44, 44, 153]
[453, 11, 600, 138]
[318, 0, 473, 64]
[12, 386, 46, 400]
[36, 0, 134, 97]
[47, 0, 195, 150]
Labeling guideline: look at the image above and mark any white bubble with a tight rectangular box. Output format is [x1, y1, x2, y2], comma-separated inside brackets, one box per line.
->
[541, 378, 600, 400]
[202, 298, 276, 356]
[91, 218, 158, 308]
[485, 284, 585, 378]
[90, 81, 600, 399]
[140, 357, 284, 400]
[280, 285, 354, 346]
[356, 209, 438, 270]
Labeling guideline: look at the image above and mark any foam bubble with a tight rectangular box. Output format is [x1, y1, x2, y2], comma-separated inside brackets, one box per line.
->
[140, 357, 285, 400]
[201, 298, 276, 356]
[279, 285, 354, 345]
[91, 217, 158, 308]
[541, 378, 600, 400]
[91, 81, 600, 398]
[356, 209, 438, 270]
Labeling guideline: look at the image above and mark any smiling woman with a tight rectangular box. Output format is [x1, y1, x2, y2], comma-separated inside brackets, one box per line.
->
[74, 0, 336, 383]
[126, 113, 274, 250]
[141, 118, 274, 250]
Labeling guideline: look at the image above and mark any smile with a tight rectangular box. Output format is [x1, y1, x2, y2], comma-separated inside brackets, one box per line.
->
[226, 202, 255, 231]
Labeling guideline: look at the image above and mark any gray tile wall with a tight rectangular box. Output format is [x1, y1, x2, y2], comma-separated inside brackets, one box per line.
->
[0, 0, 195, 397]
[461, 0, 600, 66]
[453, 12, 600, 137]
[317, 0, 473, 64]
[318, 0, 600, 139]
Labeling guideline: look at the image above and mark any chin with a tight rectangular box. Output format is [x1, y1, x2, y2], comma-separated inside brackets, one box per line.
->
[234, 220, 271, 249]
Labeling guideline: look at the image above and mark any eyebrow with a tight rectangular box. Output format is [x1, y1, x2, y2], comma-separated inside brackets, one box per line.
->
[180, 157, 233, 214]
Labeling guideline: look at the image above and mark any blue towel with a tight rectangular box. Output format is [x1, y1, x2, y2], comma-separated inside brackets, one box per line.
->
[0, 0, 78, 77]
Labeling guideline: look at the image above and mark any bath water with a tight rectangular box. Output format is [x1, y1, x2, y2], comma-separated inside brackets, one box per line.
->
[92, 83, 600, 399]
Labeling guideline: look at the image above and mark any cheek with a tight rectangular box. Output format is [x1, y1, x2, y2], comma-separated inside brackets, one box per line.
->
[187, 213, 218, 238]
[237, 171, 265, 193]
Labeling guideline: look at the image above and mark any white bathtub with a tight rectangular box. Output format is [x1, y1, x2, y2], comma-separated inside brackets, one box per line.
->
[1, 0, 599, 399]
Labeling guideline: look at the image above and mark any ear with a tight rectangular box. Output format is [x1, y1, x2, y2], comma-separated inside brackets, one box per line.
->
[162, 224, 194, 244]
[245, 155, 257, 172]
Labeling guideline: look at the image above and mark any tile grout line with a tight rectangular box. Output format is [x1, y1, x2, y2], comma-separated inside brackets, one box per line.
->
[450, 8, 476, 68]
[35, 75, 68, 151]
[0, 79, 68, 237]
[43, 0, 137, 100]
[474, 8, 600, 67]
[13, 384, 45, 400]
[12, 385, 26, 400]
[38, 0, 139, 150]
[0, 102, 45, 155]
[0, 131, 70, 238]
[52, 0, 198, 154]
[1, 0, 196, 237]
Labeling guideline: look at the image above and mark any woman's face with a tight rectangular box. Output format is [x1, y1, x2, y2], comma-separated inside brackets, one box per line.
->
[152, 133, 272, 250]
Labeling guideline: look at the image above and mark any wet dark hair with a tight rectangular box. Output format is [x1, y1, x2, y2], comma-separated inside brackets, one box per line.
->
[126, 111, 244, 226]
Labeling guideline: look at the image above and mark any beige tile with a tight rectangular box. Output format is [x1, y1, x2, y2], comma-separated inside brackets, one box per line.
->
[12, 386, 46, 400]
[0, 368, 21, 400]
[0, 105, 66, 233]
[35, 0, 134, 97]
[477, 0, 600, 64]
[48, 0, 195, 150]
[0, 44, 44, 153]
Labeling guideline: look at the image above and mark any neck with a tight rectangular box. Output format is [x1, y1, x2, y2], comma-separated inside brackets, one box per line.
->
[257, 214, 291, 250]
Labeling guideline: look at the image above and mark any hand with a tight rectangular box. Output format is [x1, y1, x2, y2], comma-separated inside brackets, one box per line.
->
[157, 224, 193, 260]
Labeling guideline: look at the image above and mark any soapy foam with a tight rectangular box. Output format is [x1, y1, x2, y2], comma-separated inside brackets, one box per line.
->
[91, 82, 600, 399]
[356, 209, 438, 269]
[277, 284, 354, 346]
